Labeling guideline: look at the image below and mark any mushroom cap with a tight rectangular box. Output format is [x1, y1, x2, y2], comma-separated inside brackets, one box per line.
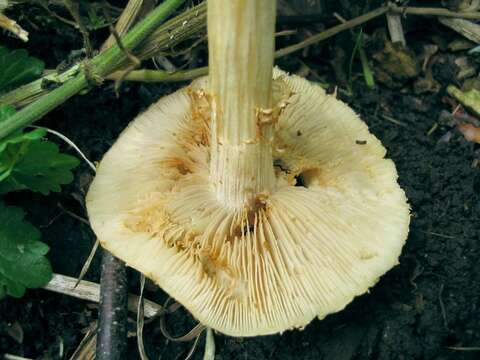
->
[86, 69, 410, 337]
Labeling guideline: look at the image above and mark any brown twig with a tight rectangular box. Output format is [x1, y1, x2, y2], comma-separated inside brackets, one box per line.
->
[96, 251, 128, 360]
[107, 21, 141, 95]
[37, 0, 77, 27]
[390, 4, 480, 19]
[275, 5, 389, 58]
[62, 0, 93, 57]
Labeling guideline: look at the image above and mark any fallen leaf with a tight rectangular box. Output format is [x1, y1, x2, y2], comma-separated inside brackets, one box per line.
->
[458, 123, 480, 143]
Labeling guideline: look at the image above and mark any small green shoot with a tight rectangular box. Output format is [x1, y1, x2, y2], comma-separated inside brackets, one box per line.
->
[348, 29, 375, 94]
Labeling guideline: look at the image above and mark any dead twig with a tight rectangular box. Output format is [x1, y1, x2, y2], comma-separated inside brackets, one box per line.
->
[380, 114, 409, 128]
[438, 18, 480, 44]
[43, 273, 163, 318]
[37, 0, 77, 27]
[62, 0, 93, 57]
[390, 4, 480, 19]
[275, 6, 389, 58]
[96, 251, 128, 359]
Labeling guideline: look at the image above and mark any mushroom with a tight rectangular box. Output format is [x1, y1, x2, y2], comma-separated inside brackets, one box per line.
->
[86, 0, 410, 337]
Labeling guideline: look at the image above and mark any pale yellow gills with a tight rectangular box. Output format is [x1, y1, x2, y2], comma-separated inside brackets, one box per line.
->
[86, 68, 410, 337]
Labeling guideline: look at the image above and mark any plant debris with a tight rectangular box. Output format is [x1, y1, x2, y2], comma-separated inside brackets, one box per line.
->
[447, 85, 480, 116]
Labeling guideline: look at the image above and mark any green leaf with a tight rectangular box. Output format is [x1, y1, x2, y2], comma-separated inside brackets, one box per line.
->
[0, 202, 52, 298]
[0, 140, 80, 195]
[0, 105, 79, 195]
[0, 46, 45, 93]
[0, 105, 46, 182]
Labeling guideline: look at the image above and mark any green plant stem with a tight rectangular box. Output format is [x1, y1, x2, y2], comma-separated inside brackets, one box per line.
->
[92, 0, 185, 76]
[108, 67, 208, 82]
[0, 74, 87, 139]
[0, 2, 206, 109]
[0, 0, 185, 140]
[0, 66, 80, 108]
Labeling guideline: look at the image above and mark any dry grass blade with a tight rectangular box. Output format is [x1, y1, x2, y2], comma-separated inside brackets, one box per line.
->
[69, 323, 97, 360]
[3, 355, 33, 360]
[203, 328, 215, 360]
[159, 301, 206, 342]
[131, 1, 206, 66]
[75, 238, 100, 287]
[29, 126, 96, 172]
[102, 0, 155, 51]
[137, 275, 149, 360]
[390, 4, 480, 19]
[182, 334, 202, 360]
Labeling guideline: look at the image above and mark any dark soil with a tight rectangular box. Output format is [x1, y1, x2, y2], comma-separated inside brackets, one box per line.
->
[1, 1, 479, 359]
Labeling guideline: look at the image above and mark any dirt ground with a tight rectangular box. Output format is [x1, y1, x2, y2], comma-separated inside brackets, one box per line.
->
[1, 1, 479, 359]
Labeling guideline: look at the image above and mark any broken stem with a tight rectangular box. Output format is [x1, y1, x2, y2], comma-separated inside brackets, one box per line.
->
[0, 13, 28, 41]
[208, 0, 276, 207]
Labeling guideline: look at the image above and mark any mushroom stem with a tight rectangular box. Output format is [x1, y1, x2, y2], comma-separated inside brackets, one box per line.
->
[208, 0, 277, 208]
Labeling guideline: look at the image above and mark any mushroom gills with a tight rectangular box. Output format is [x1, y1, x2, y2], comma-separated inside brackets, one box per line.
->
[86, 69, 410, 336]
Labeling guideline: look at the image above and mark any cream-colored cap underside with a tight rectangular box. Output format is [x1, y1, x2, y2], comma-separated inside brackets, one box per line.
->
[86, 69, 410, 337]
